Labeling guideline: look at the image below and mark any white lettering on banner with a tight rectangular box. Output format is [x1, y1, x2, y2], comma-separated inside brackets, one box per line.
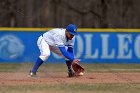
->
[75, 35, 84, 58]
[84, 34, 98, 58]
[52, 33, 140, 60]
[117, 34, 132, 59]
[101, 34, 115, 59]
[135, 35, 140, 58]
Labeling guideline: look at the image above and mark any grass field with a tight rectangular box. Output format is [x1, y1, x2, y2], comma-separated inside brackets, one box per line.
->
[0, 63, 140, 93]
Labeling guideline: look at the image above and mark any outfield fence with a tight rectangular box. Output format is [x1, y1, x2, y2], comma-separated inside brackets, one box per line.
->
[0, 28, 140, 63]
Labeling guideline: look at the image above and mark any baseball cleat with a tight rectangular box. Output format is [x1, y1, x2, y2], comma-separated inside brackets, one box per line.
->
[68, 71, 75, 77]
[28, 70, 36, 77]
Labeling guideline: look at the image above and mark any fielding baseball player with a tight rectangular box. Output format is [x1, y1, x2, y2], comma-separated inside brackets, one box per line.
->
[29, 24, 84, 77]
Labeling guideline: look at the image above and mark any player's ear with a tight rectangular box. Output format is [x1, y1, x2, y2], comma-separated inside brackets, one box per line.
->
[66, 30, 69, 33]
[66, 30, 69, 35]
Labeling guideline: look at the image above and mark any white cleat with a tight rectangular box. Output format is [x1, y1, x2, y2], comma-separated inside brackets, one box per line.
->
[28, 70, 36, 77]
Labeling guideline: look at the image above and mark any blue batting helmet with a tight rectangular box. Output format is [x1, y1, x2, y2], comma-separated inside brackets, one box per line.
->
[66, 24, 78, 35]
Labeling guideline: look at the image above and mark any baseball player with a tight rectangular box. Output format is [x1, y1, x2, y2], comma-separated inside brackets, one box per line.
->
[29, 24, 80, 77]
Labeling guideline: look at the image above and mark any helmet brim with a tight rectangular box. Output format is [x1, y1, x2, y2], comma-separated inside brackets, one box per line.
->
[69, 32, 78, 35]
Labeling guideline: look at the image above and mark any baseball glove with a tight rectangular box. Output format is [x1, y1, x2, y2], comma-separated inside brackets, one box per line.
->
[72, 63, 85, 76]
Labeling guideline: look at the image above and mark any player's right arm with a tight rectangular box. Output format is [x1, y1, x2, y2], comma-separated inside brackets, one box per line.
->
[59, 46, 80, 64]
[58, 46, 74, 61]
[54, 33, 79, 63]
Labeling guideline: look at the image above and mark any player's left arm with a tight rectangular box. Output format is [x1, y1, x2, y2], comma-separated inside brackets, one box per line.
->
[67, 37, 75, 58]
[67, 46, 74, 58]
[59, 46, 74, 62]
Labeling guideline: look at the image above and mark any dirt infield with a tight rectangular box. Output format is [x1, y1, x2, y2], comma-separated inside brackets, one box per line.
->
[0, 72, 140, 86]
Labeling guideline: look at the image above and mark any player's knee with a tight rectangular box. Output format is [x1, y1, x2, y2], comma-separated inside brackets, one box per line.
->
[39, 54, 50, 61]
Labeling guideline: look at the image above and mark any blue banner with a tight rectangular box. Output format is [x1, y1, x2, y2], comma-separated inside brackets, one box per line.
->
[0, 29, 140, 63]
[75, 32, 140, 63]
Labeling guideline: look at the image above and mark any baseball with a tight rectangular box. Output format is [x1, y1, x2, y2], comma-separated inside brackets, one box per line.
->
[79, 72, 84, 76]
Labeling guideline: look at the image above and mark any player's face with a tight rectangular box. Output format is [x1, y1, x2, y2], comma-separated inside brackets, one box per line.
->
[66, 31, 74, 40]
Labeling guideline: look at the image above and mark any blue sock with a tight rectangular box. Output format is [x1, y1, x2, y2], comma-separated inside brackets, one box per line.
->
[31, 57, 43, 73]
[66, 60, 72, 72]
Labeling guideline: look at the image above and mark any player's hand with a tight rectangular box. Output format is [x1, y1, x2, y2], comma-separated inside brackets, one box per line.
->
[72, 59, 80, 65]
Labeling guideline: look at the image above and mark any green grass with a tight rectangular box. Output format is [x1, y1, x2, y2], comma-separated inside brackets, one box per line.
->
[0, 83, 140, 93]
[0, 63, 140, 72]
[83, 63, 140, 72]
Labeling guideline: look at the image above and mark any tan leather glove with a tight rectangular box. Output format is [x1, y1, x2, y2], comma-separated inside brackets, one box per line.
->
[72, 59, 85, 76]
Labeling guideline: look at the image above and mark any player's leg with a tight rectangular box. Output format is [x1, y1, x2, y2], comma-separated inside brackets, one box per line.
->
[50, 46, 75, 77]
[65, 46, 75, 77]
[65, 59, 75, 77]
[29, 36, 50, 77]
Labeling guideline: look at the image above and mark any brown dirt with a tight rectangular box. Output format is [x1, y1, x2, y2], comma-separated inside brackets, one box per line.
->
[0, 72, 140, 86]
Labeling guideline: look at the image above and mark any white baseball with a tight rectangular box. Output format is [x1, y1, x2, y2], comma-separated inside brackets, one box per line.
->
[79, 72, 84, 76]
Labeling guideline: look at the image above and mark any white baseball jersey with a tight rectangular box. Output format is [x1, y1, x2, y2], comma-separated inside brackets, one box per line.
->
[43, 28, 75, 47]
[37, 28, 75, 61]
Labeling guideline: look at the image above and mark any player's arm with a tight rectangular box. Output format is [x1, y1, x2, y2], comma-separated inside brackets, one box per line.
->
[66, 37, 75, 58]
[67, 46, 74, 58]
[58, 46, 74, 62]
[55, 35, 78, 62]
